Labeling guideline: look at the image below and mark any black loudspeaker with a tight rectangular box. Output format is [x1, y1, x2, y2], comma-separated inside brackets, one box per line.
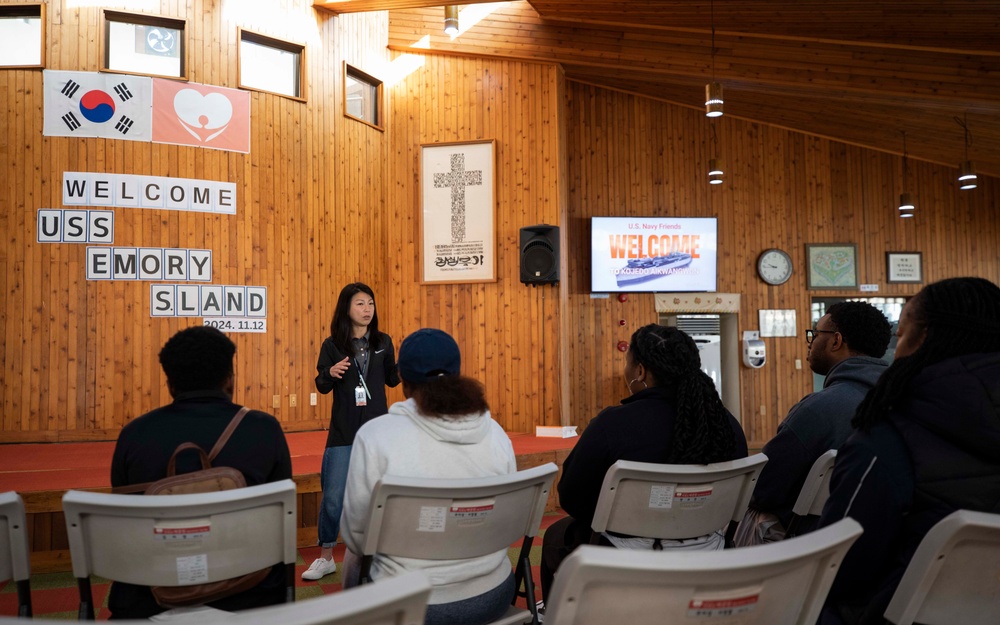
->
[519, 225, 559, 285]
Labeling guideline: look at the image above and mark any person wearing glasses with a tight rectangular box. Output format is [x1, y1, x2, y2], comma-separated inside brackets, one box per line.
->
[734, 301, 891, 546]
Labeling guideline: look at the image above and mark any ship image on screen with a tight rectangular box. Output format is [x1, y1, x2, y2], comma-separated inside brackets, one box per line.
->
[591, 216, 717, 293]
[615, 251, 693, 287]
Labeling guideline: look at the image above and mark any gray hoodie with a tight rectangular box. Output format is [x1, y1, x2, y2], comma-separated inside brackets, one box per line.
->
[340, 397, 517, 603]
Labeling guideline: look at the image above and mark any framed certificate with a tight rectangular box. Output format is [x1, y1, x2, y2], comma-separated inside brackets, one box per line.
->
[886, 252, 923, 284]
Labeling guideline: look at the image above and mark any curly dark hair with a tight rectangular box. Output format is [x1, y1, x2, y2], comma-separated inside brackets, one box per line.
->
[629, 324, 737, 464]
[406, 376, 490, 418]
[159, 326, 236, 393]
[852, 277, 1000, 432]
[329, 282, 386, 355]
[826, 301, 892, 358]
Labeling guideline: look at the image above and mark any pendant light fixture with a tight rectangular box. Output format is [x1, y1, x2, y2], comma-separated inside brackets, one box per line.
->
[705, 0, 723, 117]
[444, 5, 459, 36]
[899, 131, 914, 218]
[708, 125, 724, 184]
[955, 114, 977, 190]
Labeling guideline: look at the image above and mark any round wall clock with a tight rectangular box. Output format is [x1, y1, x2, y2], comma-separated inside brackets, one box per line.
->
[757, 249, 793, 285]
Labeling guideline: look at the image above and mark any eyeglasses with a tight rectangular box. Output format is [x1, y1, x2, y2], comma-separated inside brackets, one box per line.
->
[805, 329, 838, 345]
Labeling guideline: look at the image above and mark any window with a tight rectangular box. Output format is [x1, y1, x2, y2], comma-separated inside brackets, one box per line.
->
[0, 4, 44, 68]
[344, 64, 383, 130]
[238, 29, 304, 100]
[103, 10, 185, 79]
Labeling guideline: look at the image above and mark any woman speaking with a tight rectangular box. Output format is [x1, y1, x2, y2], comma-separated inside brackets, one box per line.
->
[304, 282, 400, 581]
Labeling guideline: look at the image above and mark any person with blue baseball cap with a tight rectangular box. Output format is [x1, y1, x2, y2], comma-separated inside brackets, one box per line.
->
[340, 328, 518, 625]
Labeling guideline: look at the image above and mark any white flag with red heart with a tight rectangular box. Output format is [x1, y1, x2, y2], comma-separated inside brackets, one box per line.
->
[152, 79, 251, 153]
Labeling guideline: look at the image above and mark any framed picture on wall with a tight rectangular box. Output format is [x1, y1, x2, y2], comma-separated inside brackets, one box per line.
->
[806, 243, 858, 289]
[886, 252, 923, 283]
[419, 140, 497, 284]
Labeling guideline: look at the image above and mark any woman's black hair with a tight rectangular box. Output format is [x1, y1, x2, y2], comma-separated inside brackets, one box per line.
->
[405, 376, 490, 418]
[852, 277, 1000, 432]
[329, 282, 384, 355]
[629, 324, 736, 464]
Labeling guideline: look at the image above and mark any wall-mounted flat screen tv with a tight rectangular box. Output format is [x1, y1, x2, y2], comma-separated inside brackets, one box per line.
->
[591, 216, 718, 292]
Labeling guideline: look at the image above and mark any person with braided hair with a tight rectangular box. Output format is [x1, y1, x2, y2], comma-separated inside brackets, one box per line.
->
[816, 277, 1000, 625]
[540, 324, 748, 602]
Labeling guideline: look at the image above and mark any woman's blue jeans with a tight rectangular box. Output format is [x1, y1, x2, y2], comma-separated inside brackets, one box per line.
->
[318, 444, 352, 547]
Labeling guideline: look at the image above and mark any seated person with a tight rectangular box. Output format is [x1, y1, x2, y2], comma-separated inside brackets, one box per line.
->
[340, 328, 517, 625]
[109, 325, 293, 619]
[541, 324, 749, 600]
[736, 302, 891, 545]
[816, 277, 1000, 625]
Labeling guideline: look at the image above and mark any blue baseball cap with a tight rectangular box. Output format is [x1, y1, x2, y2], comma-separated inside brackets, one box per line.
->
[397, 328, 461, 382]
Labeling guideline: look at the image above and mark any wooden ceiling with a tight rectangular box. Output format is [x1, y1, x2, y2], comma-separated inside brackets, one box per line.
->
[316, 0, 1000, 178]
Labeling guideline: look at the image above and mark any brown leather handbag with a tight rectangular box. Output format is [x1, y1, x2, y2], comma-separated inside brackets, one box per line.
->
[112, 407, 271, 608]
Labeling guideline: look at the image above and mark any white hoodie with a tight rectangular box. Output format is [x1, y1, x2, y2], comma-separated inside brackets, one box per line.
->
[340, 397, 517, 604]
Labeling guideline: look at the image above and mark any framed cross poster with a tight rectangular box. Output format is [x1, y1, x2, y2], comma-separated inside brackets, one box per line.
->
[419, 140, 497, 284]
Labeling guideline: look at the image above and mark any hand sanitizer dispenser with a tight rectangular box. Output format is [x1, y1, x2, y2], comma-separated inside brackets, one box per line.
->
[742, 331, 766, 369]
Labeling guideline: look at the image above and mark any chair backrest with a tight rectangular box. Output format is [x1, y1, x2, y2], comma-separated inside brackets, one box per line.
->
[791, 449, 837, 517]
[361, 463, 558, 560]
[544, 517, 862, 625]
[0, 571, 432, 625]
[0, 492, 30, 584]
[63, 479, 297, 587]
[0, 491, 32, 617]
[883, 509, 1000, 625]
[591, 453, 768, 539]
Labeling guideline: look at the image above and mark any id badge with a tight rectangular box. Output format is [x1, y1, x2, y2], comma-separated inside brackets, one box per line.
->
[355, 385, 367, 406]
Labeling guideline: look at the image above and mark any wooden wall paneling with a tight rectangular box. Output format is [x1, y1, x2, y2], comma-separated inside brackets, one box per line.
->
[562, 80, 999, 449]
[385, 53, 563, 433]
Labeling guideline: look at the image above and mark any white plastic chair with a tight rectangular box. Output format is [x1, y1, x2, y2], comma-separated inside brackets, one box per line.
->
[591, 453, 768, 543]
[0, 492, 32, 617]
[62, 479, 297, 620]
[883, 509, 1000, 625]
[785, 449, 837, 538]
[544, 517, 863, 625]
[0, 570, 432, 625]
[359, 463, 559, 625]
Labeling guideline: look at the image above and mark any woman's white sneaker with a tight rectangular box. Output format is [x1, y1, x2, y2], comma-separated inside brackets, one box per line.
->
[301, 557, 337, 580]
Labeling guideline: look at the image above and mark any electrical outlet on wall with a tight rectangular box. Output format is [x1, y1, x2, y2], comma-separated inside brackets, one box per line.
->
[289, 394, 297, 407]
[310, 393, 317, 406]
[272, 395, 281, 409]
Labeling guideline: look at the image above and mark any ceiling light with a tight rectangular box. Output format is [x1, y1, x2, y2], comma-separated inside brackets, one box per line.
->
[705, 82, 724, 118]
[955, 115, 977, 190]
[958, 160, 978, 190]
[444, 6, 459, 36]
[708, 158, 724, 184]
[898, 131, 915, 218]
[704, 0, 723, 117]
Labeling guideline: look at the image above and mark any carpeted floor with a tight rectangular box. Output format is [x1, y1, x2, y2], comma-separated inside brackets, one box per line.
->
[0, 513, 565, 619]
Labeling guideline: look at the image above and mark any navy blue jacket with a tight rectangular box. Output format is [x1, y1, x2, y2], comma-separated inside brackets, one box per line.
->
[817, 352, 1000, 625]
[752, 356, 887, 528]
[315, 333, 400, 447]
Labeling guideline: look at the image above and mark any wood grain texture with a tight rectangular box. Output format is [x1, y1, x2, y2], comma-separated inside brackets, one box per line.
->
[561, 81, 999, 447]
[1, 1, 998, 453]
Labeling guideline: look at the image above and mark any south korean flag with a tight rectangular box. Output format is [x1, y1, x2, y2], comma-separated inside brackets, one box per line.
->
[43, 70, 152, 141]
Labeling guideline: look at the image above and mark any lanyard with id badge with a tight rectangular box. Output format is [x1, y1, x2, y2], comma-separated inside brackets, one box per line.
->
[354, 347, 371, 406]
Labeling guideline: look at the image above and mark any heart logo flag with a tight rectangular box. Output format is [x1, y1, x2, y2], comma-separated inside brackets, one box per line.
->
[152, 79, 250, 153]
